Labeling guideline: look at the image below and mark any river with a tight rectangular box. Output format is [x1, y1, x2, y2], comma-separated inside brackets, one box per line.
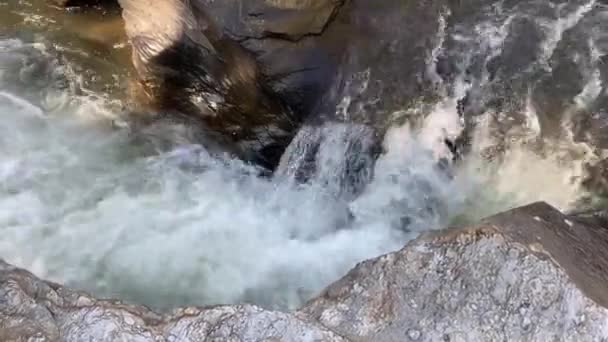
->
[0, 0, 604, 311]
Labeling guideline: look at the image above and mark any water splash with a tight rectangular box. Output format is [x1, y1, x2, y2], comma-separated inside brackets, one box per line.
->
[2, 0, 608, 313]
[538, 0, 597, 68]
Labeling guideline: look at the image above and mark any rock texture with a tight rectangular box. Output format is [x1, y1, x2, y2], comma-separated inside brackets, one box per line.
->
[0, 261, 345, 341]
[117, 0, 303, 169]
[200, 0, 445, 125]
[2, 202, 608, 341]
[51, 0, 608, 193]
[300, 202, 608, 341]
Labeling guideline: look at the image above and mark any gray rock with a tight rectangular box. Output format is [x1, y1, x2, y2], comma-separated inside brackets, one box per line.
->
[300, 202, 608, 341]
[0, 262, 345, 341]
[3, 202, 608, 341]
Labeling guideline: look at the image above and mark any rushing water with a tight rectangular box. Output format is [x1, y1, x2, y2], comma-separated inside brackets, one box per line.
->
[0, 0, 606, 311]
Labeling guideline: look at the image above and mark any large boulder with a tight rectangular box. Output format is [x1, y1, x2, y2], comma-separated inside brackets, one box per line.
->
[113, 0, 453, 171]
[3, 202, 608, 341]
[117, 0, 302, 169]
[57, 0, 448, 125]
[200, 0, 445, 124]
[0, 260, 345, 341]
[300, 202, 608, 341]
[50, 0, 608, 196]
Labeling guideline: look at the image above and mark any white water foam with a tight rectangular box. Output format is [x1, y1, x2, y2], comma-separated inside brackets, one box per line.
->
[461, 101, 593, 214]
[0, 88, 454, 310]
[1, 0, 604, 313]
[538, 0, 597, 69]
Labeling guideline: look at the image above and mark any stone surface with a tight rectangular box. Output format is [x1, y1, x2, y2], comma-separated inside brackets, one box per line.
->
[300, 202, 608, 341]
[0, 261, 345, 341]
[53, 0, 608, 193]
[116, 0, 302, 169]
[110, 0, 454, 170]
[3, 202, 608, 341]
[200, 0, 445, 124]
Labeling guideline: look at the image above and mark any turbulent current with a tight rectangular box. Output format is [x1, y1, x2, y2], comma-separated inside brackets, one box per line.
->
[0, 0, 607, 311]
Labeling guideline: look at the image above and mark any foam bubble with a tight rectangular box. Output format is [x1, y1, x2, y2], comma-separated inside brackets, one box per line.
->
[0, 92, 443, 310]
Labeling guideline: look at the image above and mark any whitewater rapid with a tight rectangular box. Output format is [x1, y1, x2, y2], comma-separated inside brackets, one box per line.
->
[0, 83, 446, 310]
[0, 71, 586, 311]
[1, 0, 606, 311]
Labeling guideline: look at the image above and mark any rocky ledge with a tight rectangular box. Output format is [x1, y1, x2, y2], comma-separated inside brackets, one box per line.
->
[2, 202, 608, 341]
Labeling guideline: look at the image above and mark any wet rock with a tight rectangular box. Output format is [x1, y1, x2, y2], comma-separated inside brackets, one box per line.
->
[117, 0, 301, 169]
[276, 122, 381, 200]
[0, 261, 345, 341]
[201, 0, 445, 123]
[113, 0, 454, 170]
[569, 206, 608, 229]
[300, 202, 608, 341]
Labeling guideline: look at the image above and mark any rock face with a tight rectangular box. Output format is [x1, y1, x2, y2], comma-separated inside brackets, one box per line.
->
[109, 0, 454, 171]
[3, 202, 608, 341]
[0, 261, 345, 341]
[117, 0, 301, 169]
[53, 0, 608, 194]
[300, 202, 608, 341]
[200, 0, 444, 124]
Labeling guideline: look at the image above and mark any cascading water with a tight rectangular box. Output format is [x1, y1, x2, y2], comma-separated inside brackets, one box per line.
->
[1, 0, 607, 312]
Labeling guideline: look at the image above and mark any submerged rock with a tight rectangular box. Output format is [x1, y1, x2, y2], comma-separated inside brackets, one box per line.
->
[2, 202, 608, 341]
[276, 122, 381, 200]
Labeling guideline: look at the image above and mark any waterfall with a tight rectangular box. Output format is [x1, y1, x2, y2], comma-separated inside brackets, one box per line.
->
[0, 0, 606, 311]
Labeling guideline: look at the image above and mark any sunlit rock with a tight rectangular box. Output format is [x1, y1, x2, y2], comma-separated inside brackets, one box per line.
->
[300, 202, 608, 341]
[0, 261, 345, 341]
